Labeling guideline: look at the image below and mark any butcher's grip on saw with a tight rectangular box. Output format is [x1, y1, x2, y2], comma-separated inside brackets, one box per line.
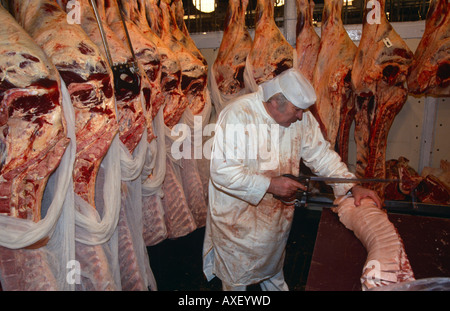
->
[273, 174, 399, 208]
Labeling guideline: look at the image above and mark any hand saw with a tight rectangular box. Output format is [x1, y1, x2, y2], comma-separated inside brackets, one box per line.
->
[275, 174, 400, 208]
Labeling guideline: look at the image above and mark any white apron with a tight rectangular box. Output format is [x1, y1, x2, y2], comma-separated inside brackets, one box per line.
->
[203, 87, 356, 286]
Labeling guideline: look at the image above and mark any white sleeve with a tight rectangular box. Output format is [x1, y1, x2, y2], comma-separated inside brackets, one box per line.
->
[300, 112, 356, 196]
[209, 107, 271, 206]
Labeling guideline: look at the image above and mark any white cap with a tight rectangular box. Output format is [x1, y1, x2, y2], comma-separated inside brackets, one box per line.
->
[260, 68, 317, 109]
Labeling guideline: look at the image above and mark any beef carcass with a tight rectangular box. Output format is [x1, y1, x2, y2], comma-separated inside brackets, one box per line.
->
[102, 0, 164, 142]
[171, 0, 208, 67]
[407, 0, 449, 96]
[147, 0, 207, 122]
[0, 4, 69, 222]
[311, 0, 357, 163]
[246, 0, 294, 88]
[211, 0, 252, 110]
[295, 0, 320, 82]
[333, 196, 415, 290]
[58, 0, 148, 291]
[143, 0, 189, 127]
[72, 0, 146, 153]
[129, 0, 186, 128]
[0, 6, 69, 290]
[11, 0, 118, 209]
[351, 0, 413, 199]
[159, 0, 208, 117]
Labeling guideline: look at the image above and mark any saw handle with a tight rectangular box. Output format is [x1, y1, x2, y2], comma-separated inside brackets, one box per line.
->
[273, 174, 311, 208]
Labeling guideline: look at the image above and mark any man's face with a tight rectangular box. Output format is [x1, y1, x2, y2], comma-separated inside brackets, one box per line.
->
[270, 93, 304, 127]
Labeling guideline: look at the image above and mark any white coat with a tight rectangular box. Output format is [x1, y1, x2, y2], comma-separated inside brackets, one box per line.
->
[203, 87, 356, 287]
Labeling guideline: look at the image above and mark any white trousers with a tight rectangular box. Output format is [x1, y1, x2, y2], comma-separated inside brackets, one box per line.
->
[222, 270, 289, 291]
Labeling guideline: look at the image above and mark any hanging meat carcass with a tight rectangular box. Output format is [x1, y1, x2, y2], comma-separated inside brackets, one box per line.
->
[407, 0, 449, 96]
[171, 0, 208, 67]
[102, 0, 164, 141]
[245, 0, 295, 90]
[0, 3, 70, 224]
[147, 0, 207, 123]
[147, 0, 206, 232]
[311, 0, 357, 163]
[295, 0, 320, 82]
[57, 0, 148, 291]
[333, 196, 415, 290]
[211, 0, 252, 114]
[351, 0, 413, 199]
[12, 0, 118, 210]
[71, 0, 146, 153]
[0, 5, 70, 290]
[162, 0, 208, 117]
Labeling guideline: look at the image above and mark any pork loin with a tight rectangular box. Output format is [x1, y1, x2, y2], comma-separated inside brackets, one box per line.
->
[333, 196, 415, 290]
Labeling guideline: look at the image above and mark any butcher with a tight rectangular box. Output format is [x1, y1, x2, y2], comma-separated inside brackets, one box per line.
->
[202, 68, 382, 291]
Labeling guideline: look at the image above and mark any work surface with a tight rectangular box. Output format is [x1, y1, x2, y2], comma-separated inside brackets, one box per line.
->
[306, 208, 450, 291]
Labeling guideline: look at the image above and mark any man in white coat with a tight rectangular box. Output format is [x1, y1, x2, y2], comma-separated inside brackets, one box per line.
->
[203, 68, 382, 291]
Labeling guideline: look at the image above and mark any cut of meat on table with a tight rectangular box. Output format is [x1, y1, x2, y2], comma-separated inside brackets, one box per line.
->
[384, 157, 416, 201]
[161, 158, 197, 239]
[385, 157, 450, 205]
[246, 0, 294, 87]
[407, 0, 449, 96]
[333, 197, 415, 291]
[70, 0, 146, 154]
[295, 0, 320, 82]
[311, 0, 357, 163]
[351, 0, 413, 199]
[421, 159, 450, 190]
[415, 175, 450, 205]
[212, 0, 252, 98]
[0, 5, 69, 222]
[158, 0, 208, 118]
[11, 0, 118, 208]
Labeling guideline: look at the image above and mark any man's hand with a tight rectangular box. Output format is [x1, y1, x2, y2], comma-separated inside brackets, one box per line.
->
[267, 176, 307, 202]
[351, 185, 383, 208]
